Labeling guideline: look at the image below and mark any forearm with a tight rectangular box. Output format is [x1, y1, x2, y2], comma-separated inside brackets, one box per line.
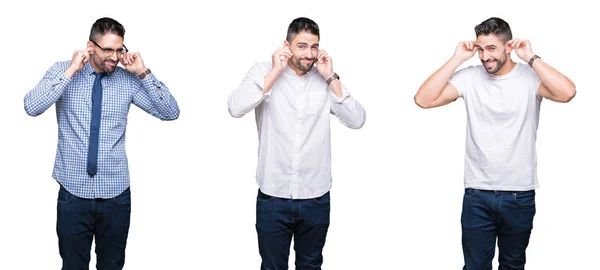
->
[414, 56, 463, 106]
[331, 84, 366, 129]
[139, 74, 180, 120]
[531, 58, 576, 100]
[328, 79, 343, 98]
[263, 70, 281, 95]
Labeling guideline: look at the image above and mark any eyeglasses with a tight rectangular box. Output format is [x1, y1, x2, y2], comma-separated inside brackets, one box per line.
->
[90, 40, 128, 57]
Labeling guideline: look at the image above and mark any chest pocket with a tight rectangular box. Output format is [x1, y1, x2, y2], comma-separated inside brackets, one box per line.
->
[307, 89, 329, 116]
[101, 78, 131, 125]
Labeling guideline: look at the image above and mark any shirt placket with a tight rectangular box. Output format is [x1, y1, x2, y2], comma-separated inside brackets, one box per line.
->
[291, 77, 304, 199]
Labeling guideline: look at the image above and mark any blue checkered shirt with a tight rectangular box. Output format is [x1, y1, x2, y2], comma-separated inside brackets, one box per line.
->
[24, 61, 180, 199]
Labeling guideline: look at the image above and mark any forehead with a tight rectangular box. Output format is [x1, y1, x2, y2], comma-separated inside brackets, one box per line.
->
[291, 31, 319, 45]
[475, 34, 504, 47]
[95, 33, 124, 46]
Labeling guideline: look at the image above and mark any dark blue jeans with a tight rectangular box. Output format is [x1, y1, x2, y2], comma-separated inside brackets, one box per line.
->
[256, 189, 331, 270]
[56, 185, 131, 270]
[461, 188, 536, 270]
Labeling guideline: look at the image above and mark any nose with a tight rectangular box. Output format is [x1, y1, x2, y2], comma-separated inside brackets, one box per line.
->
[481, 50, 493, 62]
[107, 52, 118, 62]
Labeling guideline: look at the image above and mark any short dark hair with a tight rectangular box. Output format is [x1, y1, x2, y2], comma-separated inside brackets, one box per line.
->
[474, 17, 512, 43]
[286, 17, 319, 42]
[89, 17, 125, 41]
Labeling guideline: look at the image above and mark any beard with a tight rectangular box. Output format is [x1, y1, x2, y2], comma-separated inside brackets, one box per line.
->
[292, 56, 316, 73]
[91, 54, 118, 74]
[481, 52, 507, 75]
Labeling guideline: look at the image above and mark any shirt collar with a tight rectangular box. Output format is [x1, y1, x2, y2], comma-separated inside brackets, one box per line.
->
[84, 61, 114, 77]
[283, 63, 317, 78]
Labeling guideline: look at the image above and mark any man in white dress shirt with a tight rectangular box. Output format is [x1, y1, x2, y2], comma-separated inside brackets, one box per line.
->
[228, 17, 366, 270]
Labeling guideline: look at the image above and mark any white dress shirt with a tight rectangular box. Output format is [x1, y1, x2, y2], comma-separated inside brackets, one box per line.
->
[228, 61, 366, 199]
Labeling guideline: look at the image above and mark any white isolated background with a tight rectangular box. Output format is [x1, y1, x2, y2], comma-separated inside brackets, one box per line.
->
[0, 0, 597, 269]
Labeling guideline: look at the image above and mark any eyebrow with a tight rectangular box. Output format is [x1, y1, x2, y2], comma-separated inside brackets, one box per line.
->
[475, 44, 496, 49]
[297, 42, 319, 47]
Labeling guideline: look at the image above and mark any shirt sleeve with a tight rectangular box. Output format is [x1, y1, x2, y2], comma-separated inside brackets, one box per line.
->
[330, 82, 366, 129]
[131, 72, 180, 120]
[448, 66, 473, 99]
[227, 62, 270, 118]
[24, 61, 71, 116]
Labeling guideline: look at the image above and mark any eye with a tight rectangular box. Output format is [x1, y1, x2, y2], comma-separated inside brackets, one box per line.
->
[489, 47, 496, 51]
[298, 45, 306, 49]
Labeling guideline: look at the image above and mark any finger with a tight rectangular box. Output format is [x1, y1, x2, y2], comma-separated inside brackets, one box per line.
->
[318, 51, 327, 62]
[123, 53, 132, 65]
[127, 54, 134, 65]
[319, 54, 328, 63]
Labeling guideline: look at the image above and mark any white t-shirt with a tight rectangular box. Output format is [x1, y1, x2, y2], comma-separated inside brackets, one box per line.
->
[449, 63, 542, 191]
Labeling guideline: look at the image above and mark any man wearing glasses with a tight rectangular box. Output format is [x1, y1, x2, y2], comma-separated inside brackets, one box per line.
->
[24, 17, 180, 270]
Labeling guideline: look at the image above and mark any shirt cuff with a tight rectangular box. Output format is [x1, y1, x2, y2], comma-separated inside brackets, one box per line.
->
[329, 83, 350, 103]
[254, 78, 273, 102]
[52, 72, 72, 88]
[256, 77, 271, 98]
[140, 73, 161, 89]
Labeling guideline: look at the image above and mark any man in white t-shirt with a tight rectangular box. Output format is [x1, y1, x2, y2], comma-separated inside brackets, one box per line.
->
[414, 17, 576, 269]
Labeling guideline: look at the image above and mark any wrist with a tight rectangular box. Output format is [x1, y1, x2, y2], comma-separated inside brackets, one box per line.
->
[322, 72, 335, 80]
[527, 55, 541, 67]
[523, 52, 535, 61]
[137, 68, 151, 79]
[325, 73, 339, 85]
[64, 67, 76, 78]
[268, 68, 283, 78]
[451, 55, 468, 65]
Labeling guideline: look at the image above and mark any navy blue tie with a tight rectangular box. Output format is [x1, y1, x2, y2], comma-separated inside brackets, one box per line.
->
[87, 72, 104, 177]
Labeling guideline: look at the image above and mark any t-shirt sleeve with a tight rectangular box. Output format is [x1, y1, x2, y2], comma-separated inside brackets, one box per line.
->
[532, 70, 542, 97]
[448, 66, 472, 98]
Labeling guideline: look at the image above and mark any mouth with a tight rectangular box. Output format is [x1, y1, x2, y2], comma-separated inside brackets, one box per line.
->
[483, 60, 496, 69]
[105, 61, 117, 67]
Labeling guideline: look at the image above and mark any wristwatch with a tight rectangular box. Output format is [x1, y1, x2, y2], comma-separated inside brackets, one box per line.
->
[138, 68, 151, 79]
[326, 73, 339, 85]
[528, 55, 540, 67]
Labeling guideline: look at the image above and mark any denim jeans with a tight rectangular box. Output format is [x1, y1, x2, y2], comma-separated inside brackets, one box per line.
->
[461, 188, 536, 270]
[255, 189, 331, 270]
[56, 185, 131, 270]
